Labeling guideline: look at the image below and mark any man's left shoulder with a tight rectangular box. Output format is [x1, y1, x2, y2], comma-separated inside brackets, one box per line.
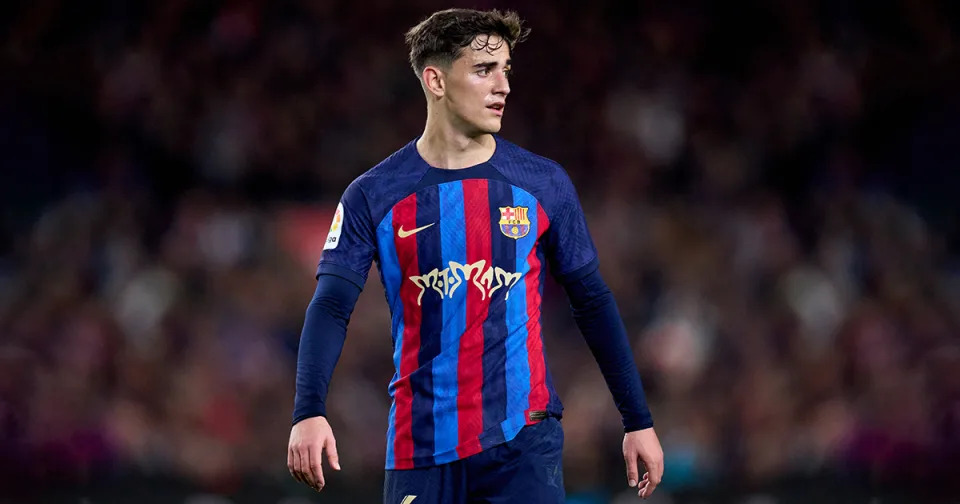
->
[494, 136, 569, 181]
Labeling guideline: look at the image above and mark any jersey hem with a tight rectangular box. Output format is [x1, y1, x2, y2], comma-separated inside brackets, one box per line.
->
[384, 406, 564, 470]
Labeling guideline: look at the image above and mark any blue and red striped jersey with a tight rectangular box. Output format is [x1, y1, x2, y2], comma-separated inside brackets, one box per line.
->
[317, 136, 598, 470]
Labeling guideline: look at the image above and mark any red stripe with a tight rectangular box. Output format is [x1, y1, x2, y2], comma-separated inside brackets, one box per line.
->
[392, 194, 420, 469]
[456, 179, 491, 457]
[525, 203, 550, 418]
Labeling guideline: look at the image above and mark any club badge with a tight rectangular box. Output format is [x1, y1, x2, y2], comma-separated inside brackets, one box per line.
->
[499, 206, 530, 239]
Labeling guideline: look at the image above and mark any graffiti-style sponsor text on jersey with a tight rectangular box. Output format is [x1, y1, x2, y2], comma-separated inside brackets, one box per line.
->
[408, 260, 522, 306]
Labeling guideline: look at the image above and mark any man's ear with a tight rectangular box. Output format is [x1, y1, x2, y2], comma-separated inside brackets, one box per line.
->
[422, 65, 445, 98]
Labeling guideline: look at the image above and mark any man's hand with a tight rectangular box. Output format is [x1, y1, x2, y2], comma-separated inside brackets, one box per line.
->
[623, 427, 663, 499]
[288, 416, 341, 492]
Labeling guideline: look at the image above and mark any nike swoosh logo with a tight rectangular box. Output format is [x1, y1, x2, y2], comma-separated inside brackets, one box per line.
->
[401, 497, 417, 504]
[397, 223, 435, 238]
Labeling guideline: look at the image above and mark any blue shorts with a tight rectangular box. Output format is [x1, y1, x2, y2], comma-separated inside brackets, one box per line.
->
[383, 417, 565, 504]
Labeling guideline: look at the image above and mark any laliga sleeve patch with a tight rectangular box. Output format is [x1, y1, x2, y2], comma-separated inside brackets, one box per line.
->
[323, 202, 344, 250]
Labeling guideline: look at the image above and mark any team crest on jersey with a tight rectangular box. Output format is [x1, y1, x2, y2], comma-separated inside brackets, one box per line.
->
[498, 206, 530, 239]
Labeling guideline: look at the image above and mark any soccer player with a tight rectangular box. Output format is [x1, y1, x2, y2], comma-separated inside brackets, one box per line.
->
[287, 8, 664, 503]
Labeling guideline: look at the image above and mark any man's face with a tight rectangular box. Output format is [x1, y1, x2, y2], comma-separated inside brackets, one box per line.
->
[442, 34, 511, 135]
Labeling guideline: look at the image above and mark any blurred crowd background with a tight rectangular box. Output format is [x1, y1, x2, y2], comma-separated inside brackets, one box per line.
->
[2, 0, 959, 502]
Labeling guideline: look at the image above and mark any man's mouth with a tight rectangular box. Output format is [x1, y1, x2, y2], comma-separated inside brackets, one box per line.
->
[487, 102, 505, 115]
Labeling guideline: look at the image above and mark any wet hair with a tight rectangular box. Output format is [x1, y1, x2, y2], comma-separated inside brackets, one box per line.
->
[404, 8, 530, 77]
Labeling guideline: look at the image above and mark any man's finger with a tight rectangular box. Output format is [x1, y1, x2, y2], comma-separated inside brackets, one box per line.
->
[645, 459, 663, 484]
[640, 482, 655, 499]
[292, 447, 307, 485]
[624, 451, 639, 487]
[309, 443, 326, 490]
[327, 435, 341, 471]
[639, 470, 660, 499]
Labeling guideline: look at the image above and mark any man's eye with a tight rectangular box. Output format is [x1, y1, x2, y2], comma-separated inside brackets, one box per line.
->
[477, 68, 490, 76]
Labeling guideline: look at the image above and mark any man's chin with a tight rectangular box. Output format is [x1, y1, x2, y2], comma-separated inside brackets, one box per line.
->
[462, 119, 502, 137]
[482, 121, 503, 134]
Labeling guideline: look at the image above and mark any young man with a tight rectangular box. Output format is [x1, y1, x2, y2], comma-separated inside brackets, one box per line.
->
[287, 8, 664, 503]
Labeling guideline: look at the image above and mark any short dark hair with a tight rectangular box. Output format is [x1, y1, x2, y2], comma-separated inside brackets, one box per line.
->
[404, 9, 530, 77]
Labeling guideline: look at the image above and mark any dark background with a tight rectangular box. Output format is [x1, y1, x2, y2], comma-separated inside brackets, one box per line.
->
[1, 1, 959, 502]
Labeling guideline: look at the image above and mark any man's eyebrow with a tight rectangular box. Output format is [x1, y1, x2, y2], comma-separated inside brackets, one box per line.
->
[472, 59, 512, 69]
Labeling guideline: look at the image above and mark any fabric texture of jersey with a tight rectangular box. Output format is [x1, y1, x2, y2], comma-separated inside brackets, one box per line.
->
[317, 136, 597, 470]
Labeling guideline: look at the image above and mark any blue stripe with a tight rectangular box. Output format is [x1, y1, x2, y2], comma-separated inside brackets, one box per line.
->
[505, 187, 536, 436]
[377, 209, 403, 314]
[385, 399, 397, 469]
[481, 181, 512, 431]
[500, 413, 527, 443]
[377, 210, 402, 469]
[434, 181, 465, 463]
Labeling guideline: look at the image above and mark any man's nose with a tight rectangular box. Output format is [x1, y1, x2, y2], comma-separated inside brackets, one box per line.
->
[493, 70, 510, 96]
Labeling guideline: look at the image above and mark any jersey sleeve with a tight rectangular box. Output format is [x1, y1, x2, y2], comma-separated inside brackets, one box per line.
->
[542, 168, 599, 283]
[316, 180, 376, 289]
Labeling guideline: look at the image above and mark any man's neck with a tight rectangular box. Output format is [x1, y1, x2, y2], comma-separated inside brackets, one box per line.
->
[417, 114, 496, 170]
